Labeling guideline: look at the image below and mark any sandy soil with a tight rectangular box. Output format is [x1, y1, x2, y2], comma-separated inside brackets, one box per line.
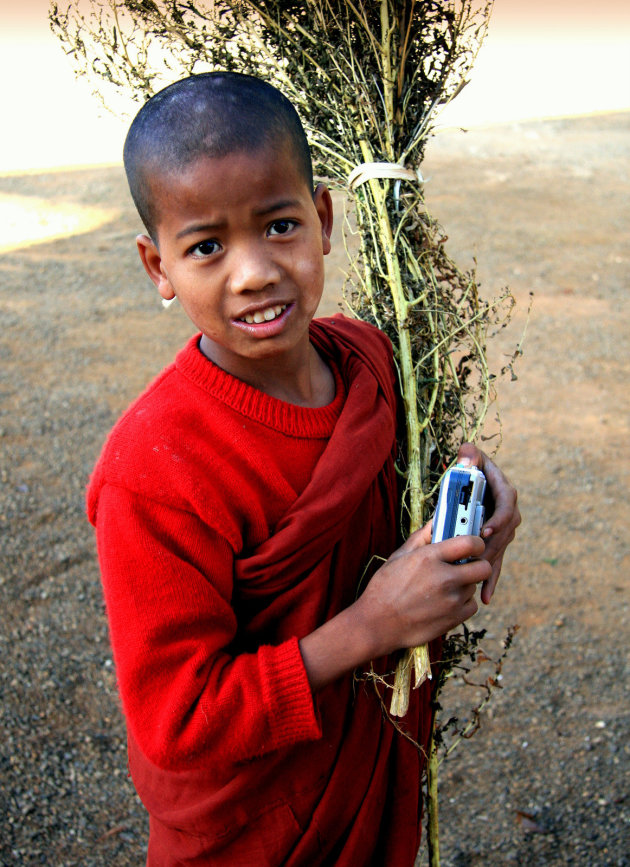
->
[0, 112, 628, 865]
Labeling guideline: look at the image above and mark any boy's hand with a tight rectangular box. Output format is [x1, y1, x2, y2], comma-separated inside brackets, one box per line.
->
[300, 522, 492, 691]
[299, 448, 518, 692]
[355, 526, 492, 659]
[456, 443, 521, 604]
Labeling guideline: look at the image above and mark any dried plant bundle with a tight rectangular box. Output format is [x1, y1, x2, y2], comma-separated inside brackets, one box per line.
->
[50, 3, 518, 862]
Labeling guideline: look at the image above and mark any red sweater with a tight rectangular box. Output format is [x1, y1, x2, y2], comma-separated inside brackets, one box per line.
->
[87, 316, 434, 866]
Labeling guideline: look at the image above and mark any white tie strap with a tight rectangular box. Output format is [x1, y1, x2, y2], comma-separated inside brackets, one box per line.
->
[348, 161, 424, 191]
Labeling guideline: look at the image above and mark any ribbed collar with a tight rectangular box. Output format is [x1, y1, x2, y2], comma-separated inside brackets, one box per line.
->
[174, 332, 346, 439]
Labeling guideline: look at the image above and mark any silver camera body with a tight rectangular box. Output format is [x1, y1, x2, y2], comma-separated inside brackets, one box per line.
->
[431, 465, 487, 544]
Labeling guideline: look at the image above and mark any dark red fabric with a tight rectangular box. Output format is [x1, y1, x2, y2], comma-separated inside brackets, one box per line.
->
[87, 316, 434, 866]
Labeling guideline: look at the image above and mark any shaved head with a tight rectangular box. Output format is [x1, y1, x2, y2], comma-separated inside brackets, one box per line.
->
[123, 72, 314, 240]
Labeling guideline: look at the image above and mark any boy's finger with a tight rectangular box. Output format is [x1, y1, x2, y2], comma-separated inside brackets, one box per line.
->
[480, 557, 504, 604]
[402, 520, 434, 550]
[482, 497, 520, 541]
[435, 533, 486, 562]
[417, 520, 433, 545]
[478, 455, 518, 530]
[456, 442, 483, 467]
[460, 556, 493, 586]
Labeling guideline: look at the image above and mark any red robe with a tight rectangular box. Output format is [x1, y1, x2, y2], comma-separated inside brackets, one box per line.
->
[87, 316, 434, 866]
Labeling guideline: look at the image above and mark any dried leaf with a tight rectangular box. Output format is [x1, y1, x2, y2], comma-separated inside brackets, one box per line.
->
[515, 811, 548, 834]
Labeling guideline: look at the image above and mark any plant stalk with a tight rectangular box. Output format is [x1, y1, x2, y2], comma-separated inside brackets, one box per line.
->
[427, 720, 441, 866]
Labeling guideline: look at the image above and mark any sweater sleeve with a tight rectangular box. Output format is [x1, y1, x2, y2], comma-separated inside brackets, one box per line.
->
[95, 483, 322, 770]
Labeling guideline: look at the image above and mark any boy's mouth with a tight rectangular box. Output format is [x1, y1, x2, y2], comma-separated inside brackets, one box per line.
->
[238, 304, 288, 325]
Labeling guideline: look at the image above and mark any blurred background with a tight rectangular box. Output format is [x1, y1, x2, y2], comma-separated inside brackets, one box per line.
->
[1, 2, 628, 865]
[1, 0, 628, 175]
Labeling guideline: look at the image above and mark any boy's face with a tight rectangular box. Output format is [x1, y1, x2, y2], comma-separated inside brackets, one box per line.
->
[137, 146, 333, 387]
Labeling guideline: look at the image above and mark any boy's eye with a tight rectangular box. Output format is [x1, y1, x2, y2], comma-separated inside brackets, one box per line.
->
[268, 219, 297, 237]
[190, 239, 221, 257]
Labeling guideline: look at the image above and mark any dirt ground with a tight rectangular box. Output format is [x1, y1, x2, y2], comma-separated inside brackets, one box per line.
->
[0, 112, 628, 865]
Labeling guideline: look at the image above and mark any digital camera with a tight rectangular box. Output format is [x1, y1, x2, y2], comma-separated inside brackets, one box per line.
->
[431, 464, 487, 544]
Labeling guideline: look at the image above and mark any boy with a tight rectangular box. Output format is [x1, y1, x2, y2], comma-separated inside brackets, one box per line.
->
[87, 72, 519, 866]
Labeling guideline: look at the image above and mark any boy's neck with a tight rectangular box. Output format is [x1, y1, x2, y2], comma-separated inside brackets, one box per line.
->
[199, 335, 335, 408]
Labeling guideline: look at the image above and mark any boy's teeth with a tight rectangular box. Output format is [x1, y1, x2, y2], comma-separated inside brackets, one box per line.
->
[243, 305, 286, 324]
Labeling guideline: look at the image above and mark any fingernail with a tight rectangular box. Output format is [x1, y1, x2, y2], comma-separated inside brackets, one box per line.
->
[482, 527, 493, 538]
[458, 456, 472, 467]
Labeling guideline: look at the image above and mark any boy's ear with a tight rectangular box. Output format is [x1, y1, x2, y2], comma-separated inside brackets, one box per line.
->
[313, 183, 334, 256]
[136, 234, 176, 302]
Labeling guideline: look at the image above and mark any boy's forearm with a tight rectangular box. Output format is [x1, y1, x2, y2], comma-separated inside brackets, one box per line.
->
[298, 600, 382, 693]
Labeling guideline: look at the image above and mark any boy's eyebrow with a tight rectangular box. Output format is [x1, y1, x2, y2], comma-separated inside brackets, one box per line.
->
[253, 198, 302, 216]
[176, 221, 225, 239]
[175, 199, 303, 239]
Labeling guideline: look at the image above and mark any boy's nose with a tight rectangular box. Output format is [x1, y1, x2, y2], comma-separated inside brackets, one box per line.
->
[228, 244, 282, 294]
